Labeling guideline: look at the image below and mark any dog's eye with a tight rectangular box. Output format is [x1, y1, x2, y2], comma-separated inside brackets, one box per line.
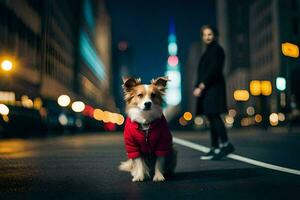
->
[137, 94, 143, 98]
[151, 93, 156, 98]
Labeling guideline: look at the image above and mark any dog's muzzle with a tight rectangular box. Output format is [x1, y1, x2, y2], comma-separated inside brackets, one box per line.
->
[143, 101, 152, 110]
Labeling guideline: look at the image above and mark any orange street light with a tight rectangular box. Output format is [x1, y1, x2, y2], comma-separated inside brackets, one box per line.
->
[250, 80, 261, 96]
[261, 81, 272, 96]
[1, 59, 13, 71]
[183, 112, 193, 121]
[233, 90, 249, 102]
[281, 42, 299, 58]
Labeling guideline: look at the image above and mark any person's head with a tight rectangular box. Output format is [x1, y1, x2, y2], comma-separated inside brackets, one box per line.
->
[200, 25, 219, 45]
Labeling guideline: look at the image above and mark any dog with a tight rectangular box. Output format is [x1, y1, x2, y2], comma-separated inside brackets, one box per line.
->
[119, 76, 177, 182]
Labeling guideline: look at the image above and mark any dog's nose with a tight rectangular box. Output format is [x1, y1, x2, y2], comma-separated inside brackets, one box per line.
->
[144, 102, 152, 109]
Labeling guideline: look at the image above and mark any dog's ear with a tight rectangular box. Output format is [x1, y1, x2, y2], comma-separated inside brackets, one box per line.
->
[122, 77, 141, 90]
[151, 76, 170, 92]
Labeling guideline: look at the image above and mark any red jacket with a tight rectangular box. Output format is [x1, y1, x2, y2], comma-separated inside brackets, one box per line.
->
[123, 115, 173, 159]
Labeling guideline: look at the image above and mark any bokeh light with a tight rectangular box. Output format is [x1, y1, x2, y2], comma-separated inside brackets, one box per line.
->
[179, 117, 187, 126]
[269, 113, 279, 126]
[71, 101, 85, 112]
[57, 95, 71, 107]
[183, 112, 193, 121]
[225, 115, 234, 124]
[228, 109, 237, 117]
[250, 80, 261, 96]
[246, 106, 255, 116]
[194, 116, 204, 126]
[167, 55, 179, 67]
[168, 42, 178, 55]
[93, 109, 104, 121]
[261, 81, 272, 96]
[58, 114, 68, 126]
[278, 113, 285, 122]
[1, 60, 13, 71]
[234, 90, 249, 101]
[255, 114, 263, 123]
[0, 104, 9, 115]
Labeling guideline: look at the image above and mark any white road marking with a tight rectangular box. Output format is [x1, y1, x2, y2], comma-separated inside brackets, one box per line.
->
[173, 137, 300, 176]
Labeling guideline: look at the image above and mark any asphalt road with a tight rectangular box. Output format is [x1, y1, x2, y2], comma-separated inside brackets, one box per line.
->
[0, 129, 300, 200]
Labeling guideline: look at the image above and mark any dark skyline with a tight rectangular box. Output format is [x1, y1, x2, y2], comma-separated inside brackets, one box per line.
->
[107, 0, 216, 82]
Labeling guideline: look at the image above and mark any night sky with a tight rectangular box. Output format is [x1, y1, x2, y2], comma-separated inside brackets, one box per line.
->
[107, 0, 216, 83]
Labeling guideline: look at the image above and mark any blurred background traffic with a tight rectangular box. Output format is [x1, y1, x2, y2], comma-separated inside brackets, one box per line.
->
[0, 0, 300, 138]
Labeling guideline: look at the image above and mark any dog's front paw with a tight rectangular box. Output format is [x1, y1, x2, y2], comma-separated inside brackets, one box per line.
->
[132, 175, 145, 182]
[153, 173, 165, 182]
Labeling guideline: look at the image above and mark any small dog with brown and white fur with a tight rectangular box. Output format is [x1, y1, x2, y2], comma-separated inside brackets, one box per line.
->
[119, 76, 177, 182]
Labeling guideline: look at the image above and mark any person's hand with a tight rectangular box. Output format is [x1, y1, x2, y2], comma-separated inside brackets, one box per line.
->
[198, 83, 206, 90]
[193, 87, 202, 97]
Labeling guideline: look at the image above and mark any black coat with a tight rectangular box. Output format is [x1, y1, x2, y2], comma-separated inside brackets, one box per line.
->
[195, 41, 227, 115]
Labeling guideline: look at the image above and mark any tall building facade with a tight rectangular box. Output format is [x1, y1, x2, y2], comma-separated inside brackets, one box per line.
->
[249, 0, 300, 113]
[0, 0, 42, 98]
[217, 0, 251, 110]
[112, 39, 132, 112]
[217, 0, 300, 127]
[0, 0, 115, 125]
[40, 0, 79, 100]
[77, 0, 115, 110]
[0, 0, 117, 132]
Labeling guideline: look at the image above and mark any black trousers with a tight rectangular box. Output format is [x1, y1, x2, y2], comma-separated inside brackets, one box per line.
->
[206, 114, 228, 148]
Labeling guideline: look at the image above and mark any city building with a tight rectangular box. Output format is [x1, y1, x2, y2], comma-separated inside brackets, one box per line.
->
[0, 0, 42, 99]
[0, 0, 115, 107]
[0, 0, 116, 134]
[249, 0, 300, 114]
[111, 39, 133, 112]
[216, 0, 251, 111]
[217, 0, 300, 127]
[77, 0, 116, 110]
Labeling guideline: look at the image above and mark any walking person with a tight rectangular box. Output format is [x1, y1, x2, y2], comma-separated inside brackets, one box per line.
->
[193, 25, 235, 160]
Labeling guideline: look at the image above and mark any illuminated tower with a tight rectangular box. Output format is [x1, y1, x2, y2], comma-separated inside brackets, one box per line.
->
[164, 18, 182, 119]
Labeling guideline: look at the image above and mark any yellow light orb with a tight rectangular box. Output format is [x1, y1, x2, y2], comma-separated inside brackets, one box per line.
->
[269, 113, 279, 126]
[102, 111, 110, 123]
[183, 112, 193, 121]
[2, 115, 9, 122]
[33, 97, 43, 110]
[93, 109, 103, 121]
[250, 80, 261, 96]
[225, 115, 234, 124]
[255, 114, 263, 123]
[1, 60, 13, 71]
[281, 42, 299, 58]
[234, 90, 249, 101]
[116, 114, 125, 125]
[261, 81, 272, 96]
